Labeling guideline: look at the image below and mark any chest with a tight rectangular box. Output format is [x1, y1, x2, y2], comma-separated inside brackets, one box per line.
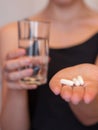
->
[49, 22, 98, 49]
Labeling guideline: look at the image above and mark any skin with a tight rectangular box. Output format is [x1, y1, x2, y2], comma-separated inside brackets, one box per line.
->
[49, 64, 98, 125]
[1, 0, 98, 129]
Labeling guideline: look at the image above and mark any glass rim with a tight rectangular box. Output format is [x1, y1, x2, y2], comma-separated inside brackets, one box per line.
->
[18, 18, 50, 25]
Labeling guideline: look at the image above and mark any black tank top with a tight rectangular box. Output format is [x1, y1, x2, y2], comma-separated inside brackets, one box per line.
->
[28, 33, 98, 130]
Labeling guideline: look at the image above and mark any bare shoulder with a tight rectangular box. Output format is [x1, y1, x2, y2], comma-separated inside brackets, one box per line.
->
[82, 9, 98, 32]
[88, 9, 98, 28]
[0, 22, 18, 43]
[0, 22, 18, 59]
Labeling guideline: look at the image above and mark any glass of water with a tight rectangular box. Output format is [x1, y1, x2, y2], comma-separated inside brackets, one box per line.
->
[18, 19, 50, 85]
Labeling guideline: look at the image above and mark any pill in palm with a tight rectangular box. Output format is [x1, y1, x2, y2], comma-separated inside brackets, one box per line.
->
[72, 78, 81, 86]
[60, 75, 84, 87]
[77, 75, 84, 85]
[60, 79, 74, 86]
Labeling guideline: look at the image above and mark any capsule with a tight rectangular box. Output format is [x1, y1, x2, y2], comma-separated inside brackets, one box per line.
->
[72, 78, 81, 86]
[60, 79, 74, 86]
[77, 75, 84, 86]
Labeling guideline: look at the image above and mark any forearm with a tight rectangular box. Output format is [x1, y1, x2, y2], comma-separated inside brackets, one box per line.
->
[69, 95, 98, 126]
[1, 89, 30, 130]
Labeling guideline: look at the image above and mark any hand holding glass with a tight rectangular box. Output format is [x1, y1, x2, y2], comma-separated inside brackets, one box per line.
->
[18, 20, 49, 85]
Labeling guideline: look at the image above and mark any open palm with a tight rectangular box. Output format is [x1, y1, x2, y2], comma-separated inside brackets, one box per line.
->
[49, 63, 98, 104]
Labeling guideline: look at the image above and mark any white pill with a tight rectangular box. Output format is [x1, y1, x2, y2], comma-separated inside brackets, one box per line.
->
[77, 75, 84, 86]
[60, 79, 74, 86]
[72, 78, 81, 86]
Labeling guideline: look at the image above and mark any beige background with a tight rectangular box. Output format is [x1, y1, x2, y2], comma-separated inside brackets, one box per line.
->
[0, 0, 98, 27]
[0, 0, 48, 27]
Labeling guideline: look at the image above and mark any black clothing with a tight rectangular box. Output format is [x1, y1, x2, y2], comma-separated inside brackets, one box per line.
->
[28, 33, 98, 130]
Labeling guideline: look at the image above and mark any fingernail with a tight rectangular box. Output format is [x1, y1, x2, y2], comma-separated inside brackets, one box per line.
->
[84, 95, 91, 104]
[54, 87, 60, 95]
[65, 98, 70, 102]
[72, 100, 79, 105]
[29, 85, 37, 89]
[72, 95, 80, 105]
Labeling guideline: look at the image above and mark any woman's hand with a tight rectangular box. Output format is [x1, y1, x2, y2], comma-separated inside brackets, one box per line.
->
[49, 64, 98, 105]
[3, 48, 41, 90]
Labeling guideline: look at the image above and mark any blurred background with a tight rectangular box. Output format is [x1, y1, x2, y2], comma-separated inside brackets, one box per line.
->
[0, 0, 98, 27]
[0, 0, 48, 27]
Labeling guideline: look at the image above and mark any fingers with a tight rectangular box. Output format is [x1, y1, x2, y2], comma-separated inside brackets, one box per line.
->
[7, 80, 37, 90]
[60, 85, 84, 104]
[84, 82, 98, 104]
[4, 57, 33, 71]
[49, 75, 85, 104]
[71, 86, 84, 104]
[4, 49, 42, 90]
[6, 48, 26, 59]
[4, 56, 49, 72]
[5, 68, 33, 81]
[60, 85, 72, 102]
[49, 79, 98, 105]
[4, 67, 38, 90]
[49, 77, 62, 95]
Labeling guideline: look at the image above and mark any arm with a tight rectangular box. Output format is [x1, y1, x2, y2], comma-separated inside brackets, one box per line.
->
[0, 23, 30, 130]
[49, 63, 98, 126]
[1, 89, 30, 130]
[69, 57, 98, 126]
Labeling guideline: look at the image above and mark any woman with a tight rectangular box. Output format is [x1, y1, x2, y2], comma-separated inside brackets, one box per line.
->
[1, 0, 98, 130]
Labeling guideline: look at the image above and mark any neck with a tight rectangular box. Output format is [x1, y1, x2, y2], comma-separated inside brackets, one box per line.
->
[44, 0, 88, 22]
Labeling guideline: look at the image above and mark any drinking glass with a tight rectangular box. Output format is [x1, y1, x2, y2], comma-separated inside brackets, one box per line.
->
[18, 20, 50, 85]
